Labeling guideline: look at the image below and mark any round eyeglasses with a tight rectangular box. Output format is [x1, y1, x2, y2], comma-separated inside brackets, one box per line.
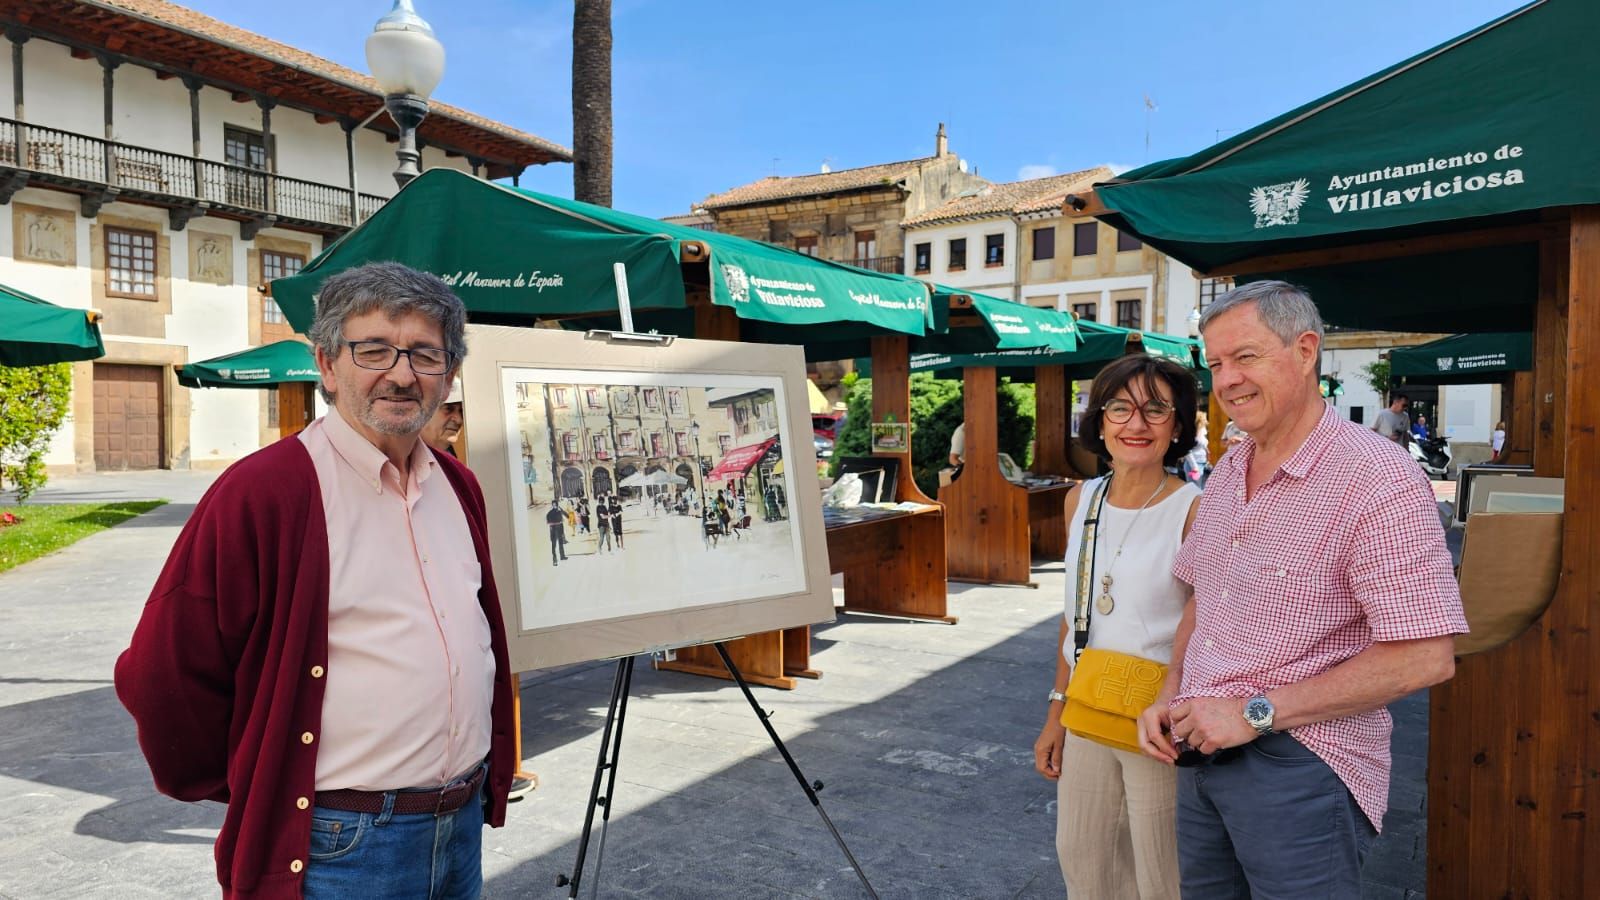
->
[345, 340, 454, 376]
[1101, 399, 1175, 425]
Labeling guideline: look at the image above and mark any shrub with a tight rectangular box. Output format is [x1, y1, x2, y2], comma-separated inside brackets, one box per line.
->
[0, 363, 73, 502]
[831, 373, 1036, 498]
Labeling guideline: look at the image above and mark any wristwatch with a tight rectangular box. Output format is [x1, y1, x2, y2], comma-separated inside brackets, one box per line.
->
[1047, 689, 1067, 704]
[1243, 694, 1276, 735]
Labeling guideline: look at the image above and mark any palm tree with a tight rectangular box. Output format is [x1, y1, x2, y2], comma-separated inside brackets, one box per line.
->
[572, 0, 612, 207]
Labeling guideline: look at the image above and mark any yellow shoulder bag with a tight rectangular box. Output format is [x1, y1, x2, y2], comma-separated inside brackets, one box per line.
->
[1060, 477, 1168, 755]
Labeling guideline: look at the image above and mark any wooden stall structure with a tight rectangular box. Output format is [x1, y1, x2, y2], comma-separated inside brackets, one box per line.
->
[1064, 3, 1600, 892]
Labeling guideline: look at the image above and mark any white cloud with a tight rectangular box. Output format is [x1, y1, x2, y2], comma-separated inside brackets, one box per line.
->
[1017, 164, 1058, 180]
[1102, 162, 1134, 176]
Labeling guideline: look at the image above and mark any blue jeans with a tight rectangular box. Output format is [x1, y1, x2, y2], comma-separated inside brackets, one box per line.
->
[1176, 732, 1375, 899]
[302, 770, 486, 900]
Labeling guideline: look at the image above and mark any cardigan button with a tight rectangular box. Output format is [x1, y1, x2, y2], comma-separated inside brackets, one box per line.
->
[301, 732, 315, 745]
[290, 859, 304, 874]
[310, 665, 325, 678]
[296, 796, 309, 810]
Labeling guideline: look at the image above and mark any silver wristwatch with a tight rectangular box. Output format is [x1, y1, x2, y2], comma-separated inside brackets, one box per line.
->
[1243, 694, 1276, 735]
[1047, 689, 1067, 704]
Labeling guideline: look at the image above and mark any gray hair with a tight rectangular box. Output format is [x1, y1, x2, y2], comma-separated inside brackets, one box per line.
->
[1198, 279, 1325, 348]
[307, 262, 468, 365]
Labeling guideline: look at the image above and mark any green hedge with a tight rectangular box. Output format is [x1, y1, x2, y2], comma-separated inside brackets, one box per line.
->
[830, 373, 1036, 499]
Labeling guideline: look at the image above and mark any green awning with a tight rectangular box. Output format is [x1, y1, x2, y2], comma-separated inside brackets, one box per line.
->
[274, 169, 932, 338]
[1085, 0, 1591, 332]
[0, 284, 104, 366]
[858, 320, 1197, 383]
[1391, 332, 1532, 384]
[937, 287, 1079, 352]
[178, 340, 321, 389]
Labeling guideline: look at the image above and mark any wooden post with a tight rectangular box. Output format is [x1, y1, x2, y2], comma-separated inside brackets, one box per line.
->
[1207, 391, 1227, 464]
[1033, 365, 1071, 475]
[1501, 370, 1534, 465]
[939, 366, 1033, 585]
[1427, 208, 1596, 897]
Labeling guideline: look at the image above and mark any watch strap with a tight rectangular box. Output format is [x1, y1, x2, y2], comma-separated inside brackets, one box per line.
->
[1047, 689, 1067, 704]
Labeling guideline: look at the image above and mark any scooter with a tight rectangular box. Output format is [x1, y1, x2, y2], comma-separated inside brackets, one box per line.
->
[1406, 433, 1452, 479]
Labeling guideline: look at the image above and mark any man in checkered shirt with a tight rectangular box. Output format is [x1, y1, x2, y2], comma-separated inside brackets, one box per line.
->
[1135, 281, 1467, 899]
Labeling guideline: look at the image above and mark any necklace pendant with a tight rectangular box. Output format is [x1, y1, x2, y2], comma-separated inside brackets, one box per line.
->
[1096, 592, 1115, 615]
[1100, 574, 1113, 589]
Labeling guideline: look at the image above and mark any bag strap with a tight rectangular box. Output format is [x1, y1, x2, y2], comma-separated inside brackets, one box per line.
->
[1072, 476, 1112, 662]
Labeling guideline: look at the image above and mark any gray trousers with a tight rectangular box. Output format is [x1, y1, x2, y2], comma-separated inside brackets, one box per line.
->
[1176, 732, 1375, 899]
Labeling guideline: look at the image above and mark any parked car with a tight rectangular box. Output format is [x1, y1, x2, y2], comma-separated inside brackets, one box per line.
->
[814, 434, 835, 459]
[813, 412, 845, 440]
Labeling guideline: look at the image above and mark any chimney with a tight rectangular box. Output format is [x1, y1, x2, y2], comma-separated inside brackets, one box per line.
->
[936, 123, 948, 157]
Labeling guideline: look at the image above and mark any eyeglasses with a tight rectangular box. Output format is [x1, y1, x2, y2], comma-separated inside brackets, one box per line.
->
[1101, 399, 1175, 424]
[346, 341, 454, 376]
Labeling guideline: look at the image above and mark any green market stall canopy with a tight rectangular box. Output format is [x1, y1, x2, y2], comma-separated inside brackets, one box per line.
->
[0, 284, 104, 366]
[860, 320, 1201, 383]
[273, 168, 933, 339]
[1390, 331, 1532, 385]
[178, 340, 320, 389]
[939, 287, 1079, 353]
[1074, 0, 1594, 333]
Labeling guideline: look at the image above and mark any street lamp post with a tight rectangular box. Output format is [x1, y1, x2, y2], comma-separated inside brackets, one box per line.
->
[690, 420, 708, 547]
[365, 0, 446, 188]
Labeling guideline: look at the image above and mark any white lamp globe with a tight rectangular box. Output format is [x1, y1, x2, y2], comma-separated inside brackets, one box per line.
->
[366, 0, 446, 98]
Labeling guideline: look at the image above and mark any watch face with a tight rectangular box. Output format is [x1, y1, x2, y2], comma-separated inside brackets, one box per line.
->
[1245, 697, 1273, 725]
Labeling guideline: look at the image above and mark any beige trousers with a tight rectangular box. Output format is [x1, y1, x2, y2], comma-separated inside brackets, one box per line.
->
[1056, 732, 1181, 900]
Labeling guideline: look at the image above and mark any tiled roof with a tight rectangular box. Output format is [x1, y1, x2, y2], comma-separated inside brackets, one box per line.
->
[702, 156, 940, 209]
[85, 0, 571, 160]
[902, 166, 1112, 226]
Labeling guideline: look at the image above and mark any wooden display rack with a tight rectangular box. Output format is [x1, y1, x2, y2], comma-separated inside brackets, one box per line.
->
[939, 365, 1073, 586]
[656, 321, 953, 688]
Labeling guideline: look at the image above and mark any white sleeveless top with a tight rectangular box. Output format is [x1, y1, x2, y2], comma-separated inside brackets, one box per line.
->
[1061, 476, 1200, 666]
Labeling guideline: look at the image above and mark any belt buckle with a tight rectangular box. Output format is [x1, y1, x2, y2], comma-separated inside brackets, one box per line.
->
[435, 781, 466, 816]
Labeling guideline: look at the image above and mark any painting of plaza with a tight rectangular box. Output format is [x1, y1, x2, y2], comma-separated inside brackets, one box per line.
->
[500, 367, 809, 631]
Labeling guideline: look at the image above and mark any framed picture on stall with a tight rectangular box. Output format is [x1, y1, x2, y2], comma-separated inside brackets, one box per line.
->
[459, 326, 834, 671]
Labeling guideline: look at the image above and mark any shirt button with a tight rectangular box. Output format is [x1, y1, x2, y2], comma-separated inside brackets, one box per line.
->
[290, 859, 304, 874]
[1232, 540, 1240, 548]
[454, 664, 461, 676]
[296, 796, 309, 810]
[310, 665, 325, 678]
[301, 732, 315, 745]
[1220, 590, 1229, 600]
[1205, 639, 1215, 649]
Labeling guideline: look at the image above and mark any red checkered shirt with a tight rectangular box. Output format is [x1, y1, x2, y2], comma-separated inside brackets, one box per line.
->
[1172, 404, 1466, 830]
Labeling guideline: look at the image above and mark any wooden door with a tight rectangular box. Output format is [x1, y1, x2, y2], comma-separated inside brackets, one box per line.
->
[93, 363, 163, 470]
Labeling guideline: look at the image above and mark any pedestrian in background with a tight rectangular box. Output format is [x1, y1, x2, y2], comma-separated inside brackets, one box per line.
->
[1140, 281, 1465, 898]
[1035, 354, 1201, 900]
[1373, 393, 1411, 445]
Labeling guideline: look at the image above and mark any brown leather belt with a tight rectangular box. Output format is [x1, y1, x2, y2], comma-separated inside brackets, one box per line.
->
[315, 766, 486, 816]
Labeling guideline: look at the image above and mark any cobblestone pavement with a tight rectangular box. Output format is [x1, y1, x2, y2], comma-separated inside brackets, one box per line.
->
[0, 471, 1431, 899]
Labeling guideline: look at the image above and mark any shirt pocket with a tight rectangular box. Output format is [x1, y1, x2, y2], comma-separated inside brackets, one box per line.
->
[1235, 563, 1357, 662]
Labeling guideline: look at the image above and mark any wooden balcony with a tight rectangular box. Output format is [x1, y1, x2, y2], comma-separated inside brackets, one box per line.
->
[843, 255, 905, 274]
[0, 117, 388, 234]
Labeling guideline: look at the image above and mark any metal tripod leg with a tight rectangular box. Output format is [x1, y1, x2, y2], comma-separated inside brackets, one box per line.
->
[713, 642, 879, 900]
[588, 656, 634, 898]
[557, 656, 633, 898]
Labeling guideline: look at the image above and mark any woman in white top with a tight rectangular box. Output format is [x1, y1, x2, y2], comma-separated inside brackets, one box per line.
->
[1034, 354, 1202, 900]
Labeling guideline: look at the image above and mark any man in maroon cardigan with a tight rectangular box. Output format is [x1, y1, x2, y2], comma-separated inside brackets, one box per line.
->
[116, 262, 515, 899]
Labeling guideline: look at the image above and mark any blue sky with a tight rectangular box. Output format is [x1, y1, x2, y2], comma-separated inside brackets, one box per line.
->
[183, 0, 1523, 217]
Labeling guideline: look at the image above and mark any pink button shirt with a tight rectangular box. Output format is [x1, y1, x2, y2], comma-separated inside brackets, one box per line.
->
[300, 409, 495, 791]
[1173, 404, 1466, 830]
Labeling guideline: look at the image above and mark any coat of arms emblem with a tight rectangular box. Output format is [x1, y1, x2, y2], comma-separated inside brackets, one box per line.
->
[218, 369, 233, 379]
[720, 264, 750, 303]
[1249, 178, 1311, 229]
[1436, 357, 1454, 371]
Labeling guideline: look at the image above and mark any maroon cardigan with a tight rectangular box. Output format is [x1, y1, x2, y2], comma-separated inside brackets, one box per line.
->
[114, 436, 515, 899]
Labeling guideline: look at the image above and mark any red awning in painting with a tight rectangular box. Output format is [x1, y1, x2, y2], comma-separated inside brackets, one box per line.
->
[706, 437, 777, 481]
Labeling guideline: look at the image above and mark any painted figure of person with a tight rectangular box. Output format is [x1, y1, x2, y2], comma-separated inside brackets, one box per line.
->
[608, 495, 624, 549]
[547, 504, 567, 565]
